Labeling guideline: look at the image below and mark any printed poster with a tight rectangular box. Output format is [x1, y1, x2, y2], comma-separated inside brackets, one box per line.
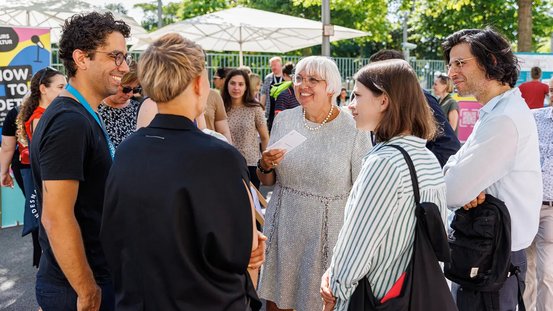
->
[0, 26, 51, 127]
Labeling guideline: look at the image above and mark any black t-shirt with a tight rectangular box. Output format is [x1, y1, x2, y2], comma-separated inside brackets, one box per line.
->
[31, 96, 113, 285]
[2, 106, 18, 136]
[2, 107, 28, 169]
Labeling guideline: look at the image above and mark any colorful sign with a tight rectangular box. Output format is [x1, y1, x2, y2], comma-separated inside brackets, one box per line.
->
[0, 26, 51, 127]
[452, 94, 481, 143]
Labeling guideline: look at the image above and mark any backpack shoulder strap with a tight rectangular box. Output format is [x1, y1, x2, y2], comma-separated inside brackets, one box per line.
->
[386, 144, 420, 204]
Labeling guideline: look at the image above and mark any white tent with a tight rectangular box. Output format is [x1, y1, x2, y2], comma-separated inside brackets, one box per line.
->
[0, 0, 148, 45]
[131, 7, 370, 65]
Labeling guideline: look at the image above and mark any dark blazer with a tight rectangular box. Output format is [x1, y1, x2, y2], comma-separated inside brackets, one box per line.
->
[424, 90, 461, 167]
[100, 114, 260, 311]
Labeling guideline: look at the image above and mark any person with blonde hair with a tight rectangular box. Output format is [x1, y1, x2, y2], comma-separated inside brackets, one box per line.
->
[257, 56, 371, 311]
[320, 59, 447, 311]
[100, 33, 263, 310]
[249, 73, 262, 103]
[433, 74, 459, 135]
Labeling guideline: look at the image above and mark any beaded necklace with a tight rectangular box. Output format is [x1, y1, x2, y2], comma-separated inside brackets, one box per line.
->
[303, 104, 334, 131]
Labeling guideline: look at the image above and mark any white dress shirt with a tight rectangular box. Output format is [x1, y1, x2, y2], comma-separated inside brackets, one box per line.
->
[444, 88, 542, 251]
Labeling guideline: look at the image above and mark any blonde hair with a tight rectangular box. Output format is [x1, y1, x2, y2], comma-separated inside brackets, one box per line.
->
[269, 56, 282, 64]
[436, 74, 455, 93]
[121, 62, 138, 85]
[249, 73, 261, 90]
[138, 33, 205, 103]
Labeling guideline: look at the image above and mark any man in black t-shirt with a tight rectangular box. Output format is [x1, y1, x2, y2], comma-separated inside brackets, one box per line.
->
[30, 12, 130, 311]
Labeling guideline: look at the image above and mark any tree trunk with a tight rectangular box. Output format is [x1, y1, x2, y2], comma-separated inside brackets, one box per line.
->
[517, 0, 533, 52]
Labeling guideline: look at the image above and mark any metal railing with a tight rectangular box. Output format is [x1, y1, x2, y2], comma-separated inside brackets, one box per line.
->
[50, 48, 446, 89]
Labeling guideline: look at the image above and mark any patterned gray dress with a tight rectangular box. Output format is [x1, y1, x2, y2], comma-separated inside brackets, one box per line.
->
[258, 106, 371, 311]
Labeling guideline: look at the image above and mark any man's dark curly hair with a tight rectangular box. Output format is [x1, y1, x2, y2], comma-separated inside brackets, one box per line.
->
[441, 27, 519, 88]
[59, 12, 131, 78]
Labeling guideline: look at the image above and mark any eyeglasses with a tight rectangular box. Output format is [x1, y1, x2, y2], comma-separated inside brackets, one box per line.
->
[293, 74, 325, 87]
[447, 57, 476, 71]
[122, 86, 142, 94]
[94, 50, 133, 67]
[37, 66, 59, 85]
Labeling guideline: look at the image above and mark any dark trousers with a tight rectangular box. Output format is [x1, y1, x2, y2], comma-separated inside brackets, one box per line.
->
[455, 250, 527, 311]
[498, 250, 527, 310]
[36, 279, 115, 311]
[248, 166, 260, 189]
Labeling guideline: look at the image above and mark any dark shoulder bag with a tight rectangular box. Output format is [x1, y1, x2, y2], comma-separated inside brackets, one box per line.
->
[347, 144, 457, 311]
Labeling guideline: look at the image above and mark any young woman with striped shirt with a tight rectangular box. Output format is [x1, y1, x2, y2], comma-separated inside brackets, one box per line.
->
[320, 59, 449, 310]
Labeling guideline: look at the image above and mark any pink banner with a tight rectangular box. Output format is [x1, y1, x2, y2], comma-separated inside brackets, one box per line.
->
[457, 100, 482, 143]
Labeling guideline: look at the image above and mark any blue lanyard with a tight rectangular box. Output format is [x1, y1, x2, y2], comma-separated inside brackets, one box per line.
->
[65, 84, 115, 159]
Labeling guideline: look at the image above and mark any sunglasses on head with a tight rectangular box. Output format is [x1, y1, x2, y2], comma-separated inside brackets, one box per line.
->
[122, 86, 142, 94]
[37, 66, 60, 85]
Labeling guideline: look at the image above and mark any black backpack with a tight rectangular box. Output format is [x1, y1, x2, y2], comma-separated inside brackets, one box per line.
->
[444, 194, 525, 311]
[347, 144, 457, 311]
[445, 194, 511, 291]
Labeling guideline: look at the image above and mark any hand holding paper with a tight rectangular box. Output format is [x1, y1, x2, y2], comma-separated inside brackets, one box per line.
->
[267, 130, 307, 152]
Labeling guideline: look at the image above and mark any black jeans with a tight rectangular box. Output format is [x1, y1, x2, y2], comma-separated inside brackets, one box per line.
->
[36, 279, 114, 311]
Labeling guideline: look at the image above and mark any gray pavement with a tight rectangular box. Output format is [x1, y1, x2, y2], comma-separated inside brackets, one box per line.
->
[0, 186, 273, 311]
[0, 226, 39, 310]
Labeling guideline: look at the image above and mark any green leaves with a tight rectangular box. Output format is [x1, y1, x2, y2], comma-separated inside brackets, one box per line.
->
[133, 0, 552, 57]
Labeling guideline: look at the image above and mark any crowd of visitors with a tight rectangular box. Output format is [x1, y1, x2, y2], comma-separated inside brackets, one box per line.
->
[1, 10, 552, 311]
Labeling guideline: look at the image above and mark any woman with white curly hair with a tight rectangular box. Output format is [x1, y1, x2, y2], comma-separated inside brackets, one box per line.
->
[257, 56, 371, 311]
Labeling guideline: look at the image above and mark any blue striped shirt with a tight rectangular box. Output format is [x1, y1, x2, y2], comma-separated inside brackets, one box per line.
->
[329, 135, 447, 310]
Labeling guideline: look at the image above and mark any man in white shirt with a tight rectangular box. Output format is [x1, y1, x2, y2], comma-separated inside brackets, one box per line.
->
[442, 27, 542, 311]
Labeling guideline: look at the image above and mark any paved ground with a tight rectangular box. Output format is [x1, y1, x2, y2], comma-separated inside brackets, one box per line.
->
[0, 186, 273, 310]
[0, 226, 39, 310]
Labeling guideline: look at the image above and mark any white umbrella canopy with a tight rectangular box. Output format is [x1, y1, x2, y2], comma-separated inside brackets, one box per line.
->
[131, 7, 370, 65]
[0, 0, 148, 45]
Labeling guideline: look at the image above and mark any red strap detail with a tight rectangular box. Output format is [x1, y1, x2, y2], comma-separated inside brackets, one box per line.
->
[380, 272, 406, 303]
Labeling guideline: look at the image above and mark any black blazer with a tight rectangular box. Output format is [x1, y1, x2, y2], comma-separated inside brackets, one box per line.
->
[101, 114, 260, 310]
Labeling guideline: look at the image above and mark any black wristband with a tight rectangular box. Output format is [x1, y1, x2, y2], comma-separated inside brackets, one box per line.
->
[257, 159, 274, 174]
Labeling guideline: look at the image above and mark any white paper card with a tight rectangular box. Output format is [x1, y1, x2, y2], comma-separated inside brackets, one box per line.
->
[250, 185, 264, 216]
[267, 130, 307, 152]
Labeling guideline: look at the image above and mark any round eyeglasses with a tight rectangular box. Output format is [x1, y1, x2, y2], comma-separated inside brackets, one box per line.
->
[446, 57, 476, 71]
[293, 74, 325, 88]
[94, 50, 133, 67]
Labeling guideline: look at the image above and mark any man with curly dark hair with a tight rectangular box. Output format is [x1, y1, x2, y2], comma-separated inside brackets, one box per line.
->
[442, 27, 542, 311]
[30, 12, 130, 311]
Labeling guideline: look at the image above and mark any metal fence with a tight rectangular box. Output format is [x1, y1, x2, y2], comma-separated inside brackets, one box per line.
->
[50, 48, 446, 90]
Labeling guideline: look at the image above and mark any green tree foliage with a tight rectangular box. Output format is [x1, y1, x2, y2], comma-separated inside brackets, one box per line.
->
[134, 0, 552, 58]
[177, 0, 235, 20]
[245, 0, 393, 57]
[134, 2, 181, 32]
[105, 3, 128, 15]
[408, 0, 553, 58]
